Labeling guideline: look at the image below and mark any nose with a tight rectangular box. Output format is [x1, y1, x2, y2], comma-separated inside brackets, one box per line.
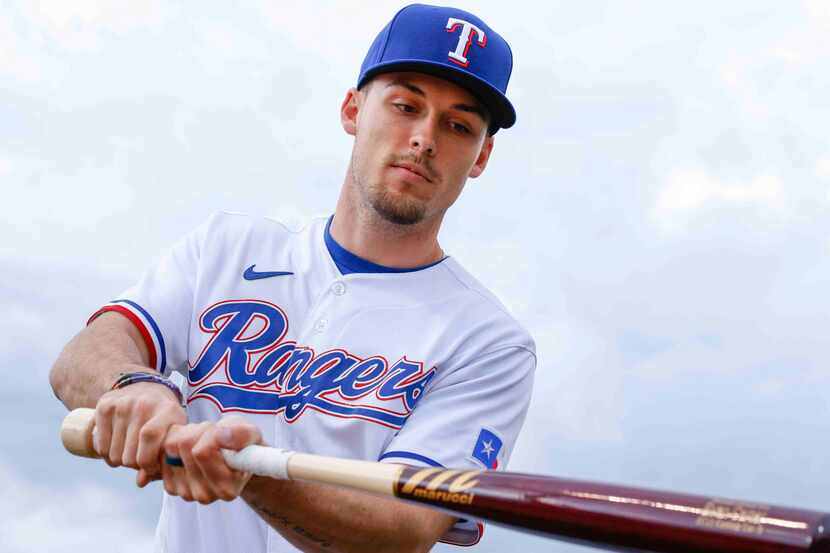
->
[409, 122, 437, 158]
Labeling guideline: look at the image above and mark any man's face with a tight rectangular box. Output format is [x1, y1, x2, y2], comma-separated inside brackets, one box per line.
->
[341, 71, 494, 226]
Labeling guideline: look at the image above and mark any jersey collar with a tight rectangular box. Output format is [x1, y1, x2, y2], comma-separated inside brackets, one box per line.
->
[324, 216, 446, 275]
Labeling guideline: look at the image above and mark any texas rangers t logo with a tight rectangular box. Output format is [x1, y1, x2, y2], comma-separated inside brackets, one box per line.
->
[445, 17, 487, 68]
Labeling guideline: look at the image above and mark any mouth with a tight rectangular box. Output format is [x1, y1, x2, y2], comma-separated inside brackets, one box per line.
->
[390, 161, 433, 183]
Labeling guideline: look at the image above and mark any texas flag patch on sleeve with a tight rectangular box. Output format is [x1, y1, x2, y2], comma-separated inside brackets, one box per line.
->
[472, 428, 503, 469]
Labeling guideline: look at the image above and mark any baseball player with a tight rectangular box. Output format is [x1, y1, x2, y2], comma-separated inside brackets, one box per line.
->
[50, 4, 535, 552]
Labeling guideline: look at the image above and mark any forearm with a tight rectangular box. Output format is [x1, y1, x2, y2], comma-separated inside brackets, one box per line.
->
[50, 312, 185, 481]
[242, 476, 455, 553]
[50, 312, 152, 409]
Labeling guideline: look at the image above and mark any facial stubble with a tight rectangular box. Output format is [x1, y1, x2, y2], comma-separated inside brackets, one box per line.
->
[351, 149, 429, 227]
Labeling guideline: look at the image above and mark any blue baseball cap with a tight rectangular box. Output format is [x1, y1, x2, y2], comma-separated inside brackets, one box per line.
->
[357, 4, 516, 135]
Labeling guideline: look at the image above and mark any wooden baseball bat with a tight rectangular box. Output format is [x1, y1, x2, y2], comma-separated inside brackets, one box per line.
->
[61, 408, 830, 552]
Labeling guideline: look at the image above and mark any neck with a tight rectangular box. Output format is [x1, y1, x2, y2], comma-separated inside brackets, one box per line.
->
[330, 172, 445, 269]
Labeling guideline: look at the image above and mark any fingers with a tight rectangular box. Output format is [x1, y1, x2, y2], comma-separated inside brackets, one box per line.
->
[163, 423, 212, 503]
[96, 396, 262, 504]
[94, 381, 186, 472]
[136, 468, 161, 488]
[108, 407, 128, 466]
[122, 402, 150, 468]
[136, 414, 171, 477]
[161, 435, 191, 499]
[216, 416, 263, 449]
[94, 400, 113, 462]
[178, 438, 213, 503]
[193, 430, 238, 501]
[160, 419, 261, 504]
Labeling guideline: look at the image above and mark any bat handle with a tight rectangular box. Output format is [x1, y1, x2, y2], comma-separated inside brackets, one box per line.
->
[222, 446, 294, 479]
[60, 408, 297, 480]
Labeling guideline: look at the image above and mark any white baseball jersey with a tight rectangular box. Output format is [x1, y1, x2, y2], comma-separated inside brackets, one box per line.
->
[90, 212, 536, 553]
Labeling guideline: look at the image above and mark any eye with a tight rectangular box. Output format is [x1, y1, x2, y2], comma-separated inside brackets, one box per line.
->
[451, 122, 471, 134]
[394, 103, 416, 113]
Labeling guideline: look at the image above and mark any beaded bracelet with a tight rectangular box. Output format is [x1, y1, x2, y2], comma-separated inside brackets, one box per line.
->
[111, 371, 185, 406]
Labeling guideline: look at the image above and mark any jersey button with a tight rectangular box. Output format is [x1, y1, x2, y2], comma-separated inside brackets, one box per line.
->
[331, 281, 346, 296]
[314, 318, 328, 332]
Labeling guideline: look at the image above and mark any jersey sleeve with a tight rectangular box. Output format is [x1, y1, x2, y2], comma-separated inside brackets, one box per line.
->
[378, 345, 536, 546]
[87, 218, 210, 376]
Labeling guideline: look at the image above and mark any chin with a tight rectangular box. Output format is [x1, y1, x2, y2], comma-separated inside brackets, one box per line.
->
[369, 191, 427, 226]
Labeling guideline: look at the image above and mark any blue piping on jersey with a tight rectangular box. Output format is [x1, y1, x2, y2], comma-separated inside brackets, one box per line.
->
[378, 450, 444, 467]
[324, 216, 447, 275]
[113, 298, 167, 373]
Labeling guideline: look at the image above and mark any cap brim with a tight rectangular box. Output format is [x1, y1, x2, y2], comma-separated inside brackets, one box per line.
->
[358, 60, 516, 135]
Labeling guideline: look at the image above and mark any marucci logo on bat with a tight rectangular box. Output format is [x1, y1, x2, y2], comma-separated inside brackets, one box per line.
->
[397, 468, 482, 506]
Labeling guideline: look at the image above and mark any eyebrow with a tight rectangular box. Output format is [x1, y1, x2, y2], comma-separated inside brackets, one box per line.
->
[385, 79, 488, 123]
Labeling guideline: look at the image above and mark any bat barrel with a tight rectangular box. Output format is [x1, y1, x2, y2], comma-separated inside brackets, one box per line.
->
[394, 467, 829, 553]
[810, 518, 830, 553]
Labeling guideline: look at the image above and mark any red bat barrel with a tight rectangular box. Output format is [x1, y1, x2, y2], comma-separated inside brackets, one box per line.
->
[393, 467, 830, 552]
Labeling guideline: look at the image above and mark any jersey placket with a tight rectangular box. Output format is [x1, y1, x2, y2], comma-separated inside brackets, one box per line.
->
[267, 275, 353, 553]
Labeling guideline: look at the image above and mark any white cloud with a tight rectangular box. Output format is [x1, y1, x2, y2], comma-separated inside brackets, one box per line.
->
[254, 1, 389, 66]
[519, 320, 627, 445]
[632, 341, 736, 380]
[714, 2, 830, 123]
[539, 363, 626, 445]
[819, 158, 830, 205]
[0, 13, 57, 82]
[719, 52, 771, 118]
[447, 236, 537, 316]
[769, 0, 830, 65]
[15, 0, 172, 51]
[1, 0, 170, 82]
[0, 303, 44, 347]
[0, 156, 13, 178]
[756, 377, 785, 397]
[0, 155, 136, 230]
[0, 152, 143, 274]
[653, 169, 785, 231]
[0, 461, 154, 553]
[191, 22, 271, 75]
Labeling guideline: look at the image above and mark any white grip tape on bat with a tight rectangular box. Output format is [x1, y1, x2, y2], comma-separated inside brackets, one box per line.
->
[222, 445, 295, 480]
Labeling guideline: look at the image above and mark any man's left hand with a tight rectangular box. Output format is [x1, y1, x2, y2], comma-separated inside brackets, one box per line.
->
[161, 417, 262, 504]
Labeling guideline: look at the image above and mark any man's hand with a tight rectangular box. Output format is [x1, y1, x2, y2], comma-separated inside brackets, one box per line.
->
[161, 417, 262, 504]
[93, 379, 187, 487]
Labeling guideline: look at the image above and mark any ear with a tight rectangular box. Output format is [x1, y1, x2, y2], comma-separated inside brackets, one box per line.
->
[340, 88, 360, 136]
[468, 135, 494, 178]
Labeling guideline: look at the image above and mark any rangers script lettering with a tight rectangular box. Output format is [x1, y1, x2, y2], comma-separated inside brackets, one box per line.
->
[188, 300, 436, 428]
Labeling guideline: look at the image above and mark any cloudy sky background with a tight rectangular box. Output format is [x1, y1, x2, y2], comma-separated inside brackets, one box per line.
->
[2, 0, 829, 551]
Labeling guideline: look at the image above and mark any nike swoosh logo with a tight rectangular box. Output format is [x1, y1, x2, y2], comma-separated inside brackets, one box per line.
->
[243, 264, 294, 281]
